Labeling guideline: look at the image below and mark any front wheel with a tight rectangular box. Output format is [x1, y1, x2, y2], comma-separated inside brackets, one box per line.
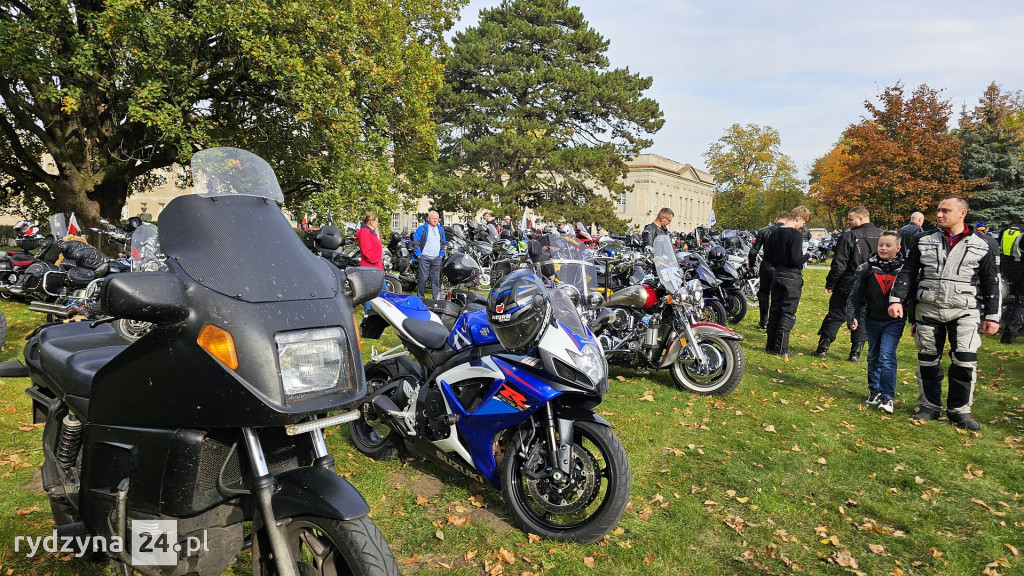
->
[700, 298, 728, 325]
[383, 274, 401, 295]
[253, 515, 399, 576]
[501, 420, 631, 543]
[724, 289, 748, 324]
[669, 334, 744, 396]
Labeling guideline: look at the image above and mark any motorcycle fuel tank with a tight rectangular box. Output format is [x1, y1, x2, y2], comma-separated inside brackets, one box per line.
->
[605, 284, 656, 308]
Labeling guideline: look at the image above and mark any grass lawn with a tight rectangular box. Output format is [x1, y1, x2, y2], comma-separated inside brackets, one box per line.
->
[2, 267, 1023, 575]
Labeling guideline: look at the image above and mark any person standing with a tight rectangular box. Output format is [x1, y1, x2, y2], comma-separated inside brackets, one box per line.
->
[354, 212, 384, 311]
[888, 195, 1001, 430]
[748, 212, 789, 329]
[642, 208, 673, 247]
[414, 210, 446, 299]
[847, 231, 907, 414]
[897, 212, 925, 257]
[999, 216, 1024, 344]
[762, 206, 812, 356]
[811, 206, 882, 361]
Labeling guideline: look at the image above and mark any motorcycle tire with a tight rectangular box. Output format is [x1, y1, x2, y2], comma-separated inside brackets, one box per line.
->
[113, 318, 153, 342]
[253, 515, 399, 576]
[724, 290, 747, 324]
[347, 371, 405, 461]
[501, 420, 631, 544]
[383, 274, 402, 295]
[700, 298, 728, 326]
[669, 333, 744, 396]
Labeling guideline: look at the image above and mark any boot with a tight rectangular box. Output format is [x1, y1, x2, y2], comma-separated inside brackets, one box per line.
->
[811, 335, 832, 358]
[848, 341, 865, 362]
[948, 412, 982, 430]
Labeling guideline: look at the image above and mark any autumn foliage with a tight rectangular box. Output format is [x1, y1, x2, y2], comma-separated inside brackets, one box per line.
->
[810, 84, 974, 229]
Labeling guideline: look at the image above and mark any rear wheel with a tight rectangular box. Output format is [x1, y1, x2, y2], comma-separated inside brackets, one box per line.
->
[501, 420, 631, 543]
[347, 372, 405, 461]
[253, 515, 399, 576]
[670, 334, 744, 396]
[383, 275, 401, 295]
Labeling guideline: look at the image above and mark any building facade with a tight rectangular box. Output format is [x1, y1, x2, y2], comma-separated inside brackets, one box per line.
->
[606, 154, 715, 233]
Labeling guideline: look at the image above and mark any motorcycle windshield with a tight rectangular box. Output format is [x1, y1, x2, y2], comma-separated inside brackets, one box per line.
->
[653, 235, 685, 295]
[535, 234, 597, 298]
[157, 148, 337, 303]
[549, 285, 588, 340]
[130, 223, 162, 271]
[191, 147, 284, 203]
[49, 214, 68, 238]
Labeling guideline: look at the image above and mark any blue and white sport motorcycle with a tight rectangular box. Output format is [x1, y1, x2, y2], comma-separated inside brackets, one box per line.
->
[352, 271, 630, 543]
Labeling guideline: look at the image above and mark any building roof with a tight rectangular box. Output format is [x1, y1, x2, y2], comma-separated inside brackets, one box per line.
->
[627, 153, 714, 184]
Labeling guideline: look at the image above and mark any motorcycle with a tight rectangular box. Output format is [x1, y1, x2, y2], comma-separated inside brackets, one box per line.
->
[675, 250, 729, 326]
[21, 147, 399, 576]
[592, 235, 745, 396]
[1, 214, 68, 301]
[352, 271, 631, 543]
[705, 246, 748, 324]
[0, 220, 42, 298]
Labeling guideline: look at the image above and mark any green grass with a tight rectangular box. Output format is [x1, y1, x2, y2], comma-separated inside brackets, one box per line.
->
[2, 268, 1024, 575]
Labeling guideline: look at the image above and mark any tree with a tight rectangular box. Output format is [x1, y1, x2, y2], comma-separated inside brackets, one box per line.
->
[811, 83, 972, 229]
[432, 0, 663, 230]
[703, 123, 805, 229]
[808, 140, 856, 229]
[0, 0, 462, 228]
[958, 82, 1024, 227]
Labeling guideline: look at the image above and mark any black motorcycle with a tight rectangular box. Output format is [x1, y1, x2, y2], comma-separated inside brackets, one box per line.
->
[21, 147, 399, 576]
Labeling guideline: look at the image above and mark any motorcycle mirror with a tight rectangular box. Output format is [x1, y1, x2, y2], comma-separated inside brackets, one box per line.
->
[344, 267, 384, 305]
[100, 272, 188, 325]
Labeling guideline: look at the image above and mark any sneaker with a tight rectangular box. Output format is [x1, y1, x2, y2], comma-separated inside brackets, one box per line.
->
[949, 413, 982, 430]
[878, 398, 894, 414]
[911, 407, 941, 421]
[865, 390, 881, 405]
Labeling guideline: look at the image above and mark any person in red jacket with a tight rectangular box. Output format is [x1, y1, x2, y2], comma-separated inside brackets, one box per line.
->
[354, 212, 384, 311]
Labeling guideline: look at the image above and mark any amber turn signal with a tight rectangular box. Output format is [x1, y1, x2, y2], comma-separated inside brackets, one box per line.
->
[197, 324, 239, 370]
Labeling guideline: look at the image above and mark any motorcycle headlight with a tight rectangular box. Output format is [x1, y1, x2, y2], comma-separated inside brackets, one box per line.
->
[568, 343, 608, 389]
[685, 278, 703, 306]
[276, 327, 354, 398]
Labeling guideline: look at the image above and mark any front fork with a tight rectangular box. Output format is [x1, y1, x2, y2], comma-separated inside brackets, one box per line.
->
[539, 404, 575, 483]
[675, 306, 709, 365]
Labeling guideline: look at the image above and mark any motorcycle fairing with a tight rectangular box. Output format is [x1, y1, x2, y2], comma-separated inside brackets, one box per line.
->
[434, 355, 561, 487]
[371, 292, 439, 324]
[447, 309, 499, 351]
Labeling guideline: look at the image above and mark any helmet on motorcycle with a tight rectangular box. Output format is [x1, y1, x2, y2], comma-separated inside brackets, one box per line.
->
[317, 225, 343, 251]
[442, 252, 482, 286]
[487, 270, 550, 353]
[125, 217, 143, 233]
[707, 245, 728, 265]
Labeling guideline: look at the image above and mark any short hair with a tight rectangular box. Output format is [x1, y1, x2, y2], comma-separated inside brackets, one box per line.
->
[849, 206, 870, 219]
[361, 212, 378, 225]
[941, 195, 969, 211]
[777, 211, 790, 221]
[658, 207, 674, 218]
[880, 230, 901, 244]
[482, 211, 492, 218]
[790, 206, 811, 222]
[428, 210, 439, 218]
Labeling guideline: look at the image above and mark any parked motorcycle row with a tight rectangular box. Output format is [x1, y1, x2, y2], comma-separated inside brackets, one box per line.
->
[0, 147, 761, 574]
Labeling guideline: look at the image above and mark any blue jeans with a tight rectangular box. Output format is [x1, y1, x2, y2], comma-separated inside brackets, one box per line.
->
[416, 255, 442, 299]
[865, 317, 907, 400]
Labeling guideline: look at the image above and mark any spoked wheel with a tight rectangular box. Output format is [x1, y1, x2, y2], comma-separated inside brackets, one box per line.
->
[501, 420, 630, 543]
[347, 374, 405, 461]
[724, 290, 747, 324]
[669, 333, 745, 396]
[383, 275, 401, 295]
[700, 299, 728, 325]
[741, 280, 759, 306]
[253, 515, 399, 576]
[113, 318, 153, 341]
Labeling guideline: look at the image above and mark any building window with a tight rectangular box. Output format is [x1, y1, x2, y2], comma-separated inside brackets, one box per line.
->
[392, 212, 400, 230]
[617, 191, 626, 206]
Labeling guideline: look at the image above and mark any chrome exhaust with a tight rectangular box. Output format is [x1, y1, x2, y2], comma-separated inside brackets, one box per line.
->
[28, 301, 75, 317]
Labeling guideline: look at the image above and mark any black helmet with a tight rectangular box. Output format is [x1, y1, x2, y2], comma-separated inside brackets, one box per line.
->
[487, 270, 550, 353]
[708, 245, 727, 264]
[317, 225, 343, 251]
[125, 217, 143, 233]
[442, 252, 482, 286]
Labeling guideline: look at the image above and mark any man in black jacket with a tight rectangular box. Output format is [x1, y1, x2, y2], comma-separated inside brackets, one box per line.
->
[763, 206, 812, 356]
[811, 206, 882, 361]
[897, 212, 924, 257]
[888, 196, 1001, 430]
[748, 212, 789, 329]
[642, 208, 673, 247]
[1000, 217, 1024, 344]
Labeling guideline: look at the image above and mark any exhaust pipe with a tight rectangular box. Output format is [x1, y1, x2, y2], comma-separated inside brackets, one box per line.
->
[29, 301, 75, 317]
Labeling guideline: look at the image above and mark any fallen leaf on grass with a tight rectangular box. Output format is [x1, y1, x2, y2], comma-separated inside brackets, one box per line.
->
[527, 533, 542, 543]
[615, 375, 626, 382]
[645, 550, 655, 564]
[973, 498, 1007, 517]
[763, 424, 776, 433]
[929, 548, 943, 558]
[724, 515, 746, 534]
[637, 390, 655, 402]
[869, 544, 886, 554]
[583, 556, 595, 568]
[416, 494, 428, 506]
[465, 550, 478, 561]
[1006, 543, 1019, 556]
[832, 548, 859, 568]
[435, 529, 444, 540]
[498, 548, 515, 564]
[915, 476, 926, 484]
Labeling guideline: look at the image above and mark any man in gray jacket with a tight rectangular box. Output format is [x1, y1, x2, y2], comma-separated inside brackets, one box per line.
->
[888, 196, 1001, 430]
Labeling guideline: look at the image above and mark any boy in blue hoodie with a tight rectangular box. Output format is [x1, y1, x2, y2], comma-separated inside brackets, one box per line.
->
[846, 231, 906, 414]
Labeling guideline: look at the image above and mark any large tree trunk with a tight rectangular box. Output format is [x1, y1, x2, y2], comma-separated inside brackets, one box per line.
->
[56, 170, 130, 237]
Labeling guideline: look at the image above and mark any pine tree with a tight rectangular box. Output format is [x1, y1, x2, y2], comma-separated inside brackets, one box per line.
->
[958, 82, 1024, 227]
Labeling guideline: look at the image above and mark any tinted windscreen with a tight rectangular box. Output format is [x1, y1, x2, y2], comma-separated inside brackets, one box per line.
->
[159, 194, 338, 303]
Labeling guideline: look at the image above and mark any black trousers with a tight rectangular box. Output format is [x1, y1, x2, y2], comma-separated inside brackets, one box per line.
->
[817, 286, 866, 344]
[1004, 275, 1024, 340]
[757, 263, 775, 326]
[766, 273, 803, 354]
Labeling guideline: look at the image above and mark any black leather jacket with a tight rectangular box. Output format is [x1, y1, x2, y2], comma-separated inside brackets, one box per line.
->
[826, 223, 882, 291]
[748, 222, 782, 267]
[642, 222, 668, 247]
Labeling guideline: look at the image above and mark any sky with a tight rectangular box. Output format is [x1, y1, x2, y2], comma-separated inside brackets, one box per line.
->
[453, 0, 1024, 180]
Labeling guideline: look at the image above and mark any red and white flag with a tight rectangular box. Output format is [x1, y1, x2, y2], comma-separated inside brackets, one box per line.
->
[68, 213, 81, 235]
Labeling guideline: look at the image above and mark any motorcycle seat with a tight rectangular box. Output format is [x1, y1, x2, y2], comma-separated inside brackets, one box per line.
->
[9, 253, 35, 264]
[401, 317, 449, 349]
[12, 257, 34, 267]
[34, 322, 131, 398]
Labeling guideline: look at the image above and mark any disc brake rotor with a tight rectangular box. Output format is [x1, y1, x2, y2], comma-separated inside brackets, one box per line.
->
[523, 443, 600, 515]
